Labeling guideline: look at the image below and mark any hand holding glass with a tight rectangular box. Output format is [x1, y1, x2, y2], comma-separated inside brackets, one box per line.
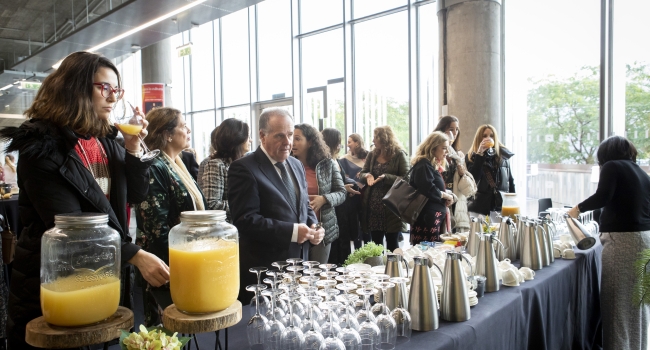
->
[112, 100, 159, 161]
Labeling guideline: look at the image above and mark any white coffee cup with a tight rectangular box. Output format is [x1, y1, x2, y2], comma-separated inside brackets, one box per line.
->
[562, 248, 576, 259]
[560, 234, 573, 244]
[519, 267, 535, 280]
[501, 269, 520, 286]
[498, 259, 513, 269]
[553, 247, 562, 258]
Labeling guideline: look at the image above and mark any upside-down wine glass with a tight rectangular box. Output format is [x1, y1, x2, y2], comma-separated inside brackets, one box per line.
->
[357, 287, 381, 350]
[371, 274, 391, 317]
[279, 292, 305, 349]
[336, 283, 362, 349]
[376, 281, 397, 349]
[318, 300, 346, 350]
[249, 266, 270, 317]
[112, 100, 159, 161]
[264, 270, 286, 323]
[261, 288, 285, 350]
[389, 277, 412, 343]
[354, 278, 377, 324]
[246, 283, 269, 349]
[302, 296, 325, 349]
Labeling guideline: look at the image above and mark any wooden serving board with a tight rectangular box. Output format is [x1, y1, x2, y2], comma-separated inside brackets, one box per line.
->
[26, 306, 134, 349]
[163, 301, 242, 334]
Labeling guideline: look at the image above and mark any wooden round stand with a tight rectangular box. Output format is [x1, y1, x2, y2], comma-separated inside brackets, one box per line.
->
[163, 301, 242, 334]
[25, 306, 134, 349]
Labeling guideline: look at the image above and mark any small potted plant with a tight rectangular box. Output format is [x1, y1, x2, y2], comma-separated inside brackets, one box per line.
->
[344, 242, 385, 267]
[120, 325, 190, 350]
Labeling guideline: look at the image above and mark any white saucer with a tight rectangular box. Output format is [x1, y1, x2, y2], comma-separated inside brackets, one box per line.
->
[347, 263, 372, 271]
[562, 255, 576, 260]
[502, 282, 520, 287]
[524, 276, 534, 281]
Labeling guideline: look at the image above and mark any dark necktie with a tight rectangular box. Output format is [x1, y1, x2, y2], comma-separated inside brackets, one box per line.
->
[275, 162, 297, 212]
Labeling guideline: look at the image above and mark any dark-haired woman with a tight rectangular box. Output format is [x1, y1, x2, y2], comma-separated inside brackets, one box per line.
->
[321, 128, 362, 264]
[359, 126, 409, 253]
[0, 51, 168, 349]
[292, 124, 346, 263]
[434, 116, 476, 232]
[198, 119, 250, 223]
[339, 133, 369, 247]
[568, 136, 650, 350]
[135, 107, 207, 326]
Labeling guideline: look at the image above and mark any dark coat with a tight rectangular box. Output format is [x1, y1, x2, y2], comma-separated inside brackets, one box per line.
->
[359, 150, 409, 233]
[410, 159, 448, 225]
[313, 158, 346, 245]
[228, 147, 318, 301]
[466, 148, 515, 215]
[181, 150, 199, 182]
[0, 118, 151, 349]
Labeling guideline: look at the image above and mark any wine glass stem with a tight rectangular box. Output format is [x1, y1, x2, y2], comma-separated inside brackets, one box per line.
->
[137, 134, 153, 153]
[254, 289, 261, 316]
[365, 295, 371, 320]
[381, 287, 388, 315]
[344, 291, 351, 329]
[289, 299, 295, 328]
[328, 305, 334, 337]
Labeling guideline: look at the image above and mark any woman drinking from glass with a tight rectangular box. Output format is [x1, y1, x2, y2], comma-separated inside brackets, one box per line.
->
[0, 51, 168, 349]
[465, 124, 515, 218]
[359, 126, 409, 252]
[134, 107, 206, 326]
[292, 124, 346, 263]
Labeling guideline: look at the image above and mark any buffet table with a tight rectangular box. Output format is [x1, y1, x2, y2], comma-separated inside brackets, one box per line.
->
[186, 241, 603, 350]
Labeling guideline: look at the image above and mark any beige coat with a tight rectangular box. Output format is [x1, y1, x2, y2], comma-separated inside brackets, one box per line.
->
[449, 150, 477, 231]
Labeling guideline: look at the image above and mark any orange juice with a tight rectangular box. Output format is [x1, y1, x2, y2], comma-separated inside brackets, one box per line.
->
[170, 239, 239, 313]
[501, 206, 520, 218]
[116, 123, 143, 136]
[40, 275, 120, 326]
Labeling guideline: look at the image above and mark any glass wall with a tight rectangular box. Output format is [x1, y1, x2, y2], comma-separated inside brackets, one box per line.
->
[354, 12, 409, 152]
[506, 0, 601, 210]
[616, 1, 650, 163]
[161, 0, 437, 164]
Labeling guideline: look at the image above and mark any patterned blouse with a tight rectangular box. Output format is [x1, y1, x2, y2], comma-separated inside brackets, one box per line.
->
[368, 161, 389, 232]
[134, 154, 206, 264]
[197, 157, 232, 223]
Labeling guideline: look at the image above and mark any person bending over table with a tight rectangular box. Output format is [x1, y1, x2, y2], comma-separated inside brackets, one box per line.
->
[568, 136, 650, 350]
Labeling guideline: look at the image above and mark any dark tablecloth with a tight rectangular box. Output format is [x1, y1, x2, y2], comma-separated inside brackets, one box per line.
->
[128, 242, 602, 350]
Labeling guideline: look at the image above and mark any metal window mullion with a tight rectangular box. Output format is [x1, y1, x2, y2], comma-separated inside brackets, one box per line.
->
[291, 0, 302, 122]
[211, 20, 218, 127]
[348, 4, 408, 25]
[219, 18, 225, 123]
[343, 0, 354, 142]
[408, 0, 417, 153]
[296, 23, 344, 39]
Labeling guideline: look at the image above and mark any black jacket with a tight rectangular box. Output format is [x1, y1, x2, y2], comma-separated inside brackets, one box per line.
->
[466, 148, 515, 215]
[0, 119, 151, 348]
[410, 159, 448, 225]
[181, 150, 199, 181]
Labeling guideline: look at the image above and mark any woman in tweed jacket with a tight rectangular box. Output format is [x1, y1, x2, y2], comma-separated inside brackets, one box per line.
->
[197, 118, 251, 223]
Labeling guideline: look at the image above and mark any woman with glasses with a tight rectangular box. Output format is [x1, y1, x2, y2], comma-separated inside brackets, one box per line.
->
[198, 118, 250, 223]
[0, 51, 169, 349]
[134, 107, 206, 326]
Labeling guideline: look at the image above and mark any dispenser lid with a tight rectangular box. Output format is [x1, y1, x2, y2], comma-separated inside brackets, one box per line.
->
[54, 213, 109, 224]
[180, 210, 227, 222]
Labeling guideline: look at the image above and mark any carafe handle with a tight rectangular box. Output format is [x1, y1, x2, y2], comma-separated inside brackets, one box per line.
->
[459, 253, 474, 277]
[492, 237, 506, 252]
[400, 254, 410, 279]
[432, 262, 443, 279]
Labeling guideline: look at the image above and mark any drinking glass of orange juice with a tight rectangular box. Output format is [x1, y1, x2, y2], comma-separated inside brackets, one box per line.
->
[113, 100, 160, 161]
[484, 137, 495, 156]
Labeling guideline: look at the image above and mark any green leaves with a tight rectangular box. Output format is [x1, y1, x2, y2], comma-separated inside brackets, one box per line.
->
[343, 241, 385, 266]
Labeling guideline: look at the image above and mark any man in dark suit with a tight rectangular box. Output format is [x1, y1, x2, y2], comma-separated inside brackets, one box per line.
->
[228, 107, 324, 301]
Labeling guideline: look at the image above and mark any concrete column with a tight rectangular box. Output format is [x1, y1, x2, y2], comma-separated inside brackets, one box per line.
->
[438, 0, 502, 152]
[141, 37, 173, 107]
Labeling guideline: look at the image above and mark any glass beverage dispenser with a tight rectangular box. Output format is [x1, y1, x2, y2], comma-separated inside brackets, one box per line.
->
[40, 213, 121, 327]
[168, 210, 239, 313]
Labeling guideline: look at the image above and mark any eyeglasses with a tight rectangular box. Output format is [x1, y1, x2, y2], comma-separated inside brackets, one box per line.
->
[92, 82, 124, 100]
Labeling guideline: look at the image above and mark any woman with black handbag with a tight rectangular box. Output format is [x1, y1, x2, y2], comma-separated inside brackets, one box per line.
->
[409, 131, 456, 244]
[465, 125, 515, 217]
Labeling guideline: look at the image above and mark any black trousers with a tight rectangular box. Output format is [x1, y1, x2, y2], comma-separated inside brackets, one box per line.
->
[370, 231, 399, 253]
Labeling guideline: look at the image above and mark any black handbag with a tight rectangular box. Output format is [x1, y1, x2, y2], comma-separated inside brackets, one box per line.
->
[382, 167, 429, 225]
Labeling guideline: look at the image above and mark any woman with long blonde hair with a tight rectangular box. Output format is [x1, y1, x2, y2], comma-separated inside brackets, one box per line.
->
[465, 124, 515, 216]
[409, 132, 456, 244]
[359, 126, 409, 252]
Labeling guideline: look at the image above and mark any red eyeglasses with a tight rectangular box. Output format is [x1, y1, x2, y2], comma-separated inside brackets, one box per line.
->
[93, 82, 125, 100]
